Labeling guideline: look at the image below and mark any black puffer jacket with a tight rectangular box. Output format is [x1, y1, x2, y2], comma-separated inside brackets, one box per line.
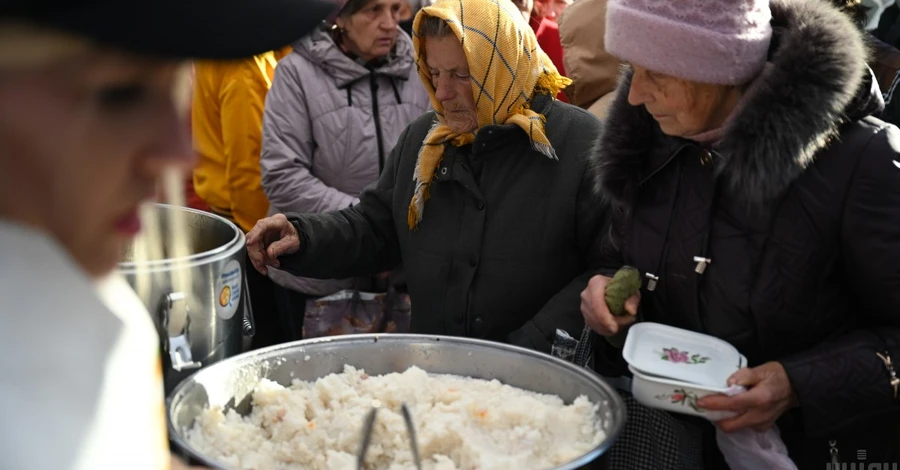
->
[590, 0, 900, 466]
[279, 95, 606, 353]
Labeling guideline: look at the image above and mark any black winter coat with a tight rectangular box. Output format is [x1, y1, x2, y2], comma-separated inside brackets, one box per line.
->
[279, 95, 606, 353]
[590, 0, 900, 466]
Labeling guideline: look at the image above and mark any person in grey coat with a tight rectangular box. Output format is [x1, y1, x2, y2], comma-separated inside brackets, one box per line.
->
[247, 0, 607, 353]
[260, 0, 430, 339]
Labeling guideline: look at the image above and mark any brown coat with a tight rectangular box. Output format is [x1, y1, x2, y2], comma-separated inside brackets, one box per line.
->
[871, 36, 900, 94]
[557, 0, 621, 120]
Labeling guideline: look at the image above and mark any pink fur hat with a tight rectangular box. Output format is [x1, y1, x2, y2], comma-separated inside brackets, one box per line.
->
[605, 0, 774, 85]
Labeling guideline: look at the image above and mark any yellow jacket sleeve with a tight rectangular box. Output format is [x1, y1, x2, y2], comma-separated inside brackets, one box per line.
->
[219, 56, 273, 232]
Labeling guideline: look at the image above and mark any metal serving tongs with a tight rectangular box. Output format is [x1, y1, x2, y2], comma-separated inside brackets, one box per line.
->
[356, 401, 422, 470]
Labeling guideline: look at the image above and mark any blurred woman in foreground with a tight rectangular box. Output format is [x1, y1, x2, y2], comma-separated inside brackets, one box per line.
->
[0, 0, 334, 468]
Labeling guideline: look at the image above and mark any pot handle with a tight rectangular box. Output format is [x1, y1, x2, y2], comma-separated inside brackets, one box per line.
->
[163, 292, 202, 372]
[242, 268, 256, 337]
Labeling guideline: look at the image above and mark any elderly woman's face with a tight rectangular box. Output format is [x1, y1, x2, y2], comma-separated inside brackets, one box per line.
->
[533, 0, 570, 21]
[336, 0, 403, 62]
[627, 64, 741, 138]
[0, 51, 192, 277]
[424, 35, 477, 133]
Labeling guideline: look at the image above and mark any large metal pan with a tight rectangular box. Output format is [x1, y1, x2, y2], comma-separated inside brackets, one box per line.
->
[168, 334, 626, 469]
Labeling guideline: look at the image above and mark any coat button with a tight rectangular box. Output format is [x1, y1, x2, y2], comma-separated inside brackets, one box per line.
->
[469, 255, 478, 267]
[476, 201, 485, 210]
[474, 316, 483, 326]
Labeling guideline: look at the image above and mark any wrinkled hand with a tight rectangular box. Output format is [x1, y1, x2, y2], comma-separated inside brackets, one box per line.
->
[171, 455, 208, 470]
[697, 361, 799, 432]
[246, 214, 301, 275]
[580, 274, 641, 336]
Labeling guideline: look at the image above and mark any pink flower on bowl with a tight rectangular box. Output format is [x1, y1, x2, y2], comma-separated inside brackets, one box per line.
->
[664, 347, 689, 363]
[660, 347, 710, 364]
[655, 388, 705, 413]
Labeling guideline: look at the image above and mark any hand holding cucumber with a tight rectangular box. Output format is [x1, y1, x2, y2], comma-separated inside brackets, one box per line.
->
[580, 266, 642, 347]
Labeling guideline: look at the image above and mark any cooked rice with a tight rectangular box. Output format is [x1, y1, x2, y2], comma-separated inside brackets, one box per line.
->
[186, 365, 606, 469]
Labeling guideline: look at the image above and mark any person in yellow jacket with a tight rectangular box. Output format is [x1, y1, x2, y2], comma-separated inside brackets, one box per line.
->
[192, 47, 291, 232]
[191, 48, 292, 349]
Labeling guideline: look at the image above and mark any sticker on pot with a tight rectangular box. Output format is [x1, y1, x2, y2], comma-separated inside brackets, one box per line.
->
[215, 260, 242, 320]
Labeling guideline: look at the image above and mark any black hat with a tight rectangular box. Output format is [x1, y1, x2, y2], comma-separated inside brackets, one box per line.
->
[0, 0, 340, 59]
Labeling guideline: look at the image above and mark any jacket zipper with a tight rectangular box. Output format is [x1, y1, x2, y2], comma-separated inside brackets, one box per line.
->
[637, 143, 691, 186]
[824, 352, 899, 470]
[369, 72, 386, 174]
[694, 148, 719, 335]
[829, 439, 840, 467]
[636, 144, 690, 292]
[465, 282, 476, 335]
[876, 350, 899, 399]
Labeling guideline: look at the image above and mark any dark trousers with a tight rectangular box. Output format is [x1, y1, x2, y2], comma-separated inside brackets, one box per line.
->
[244, 252, 284, 350]
[272, 284, 308, 342]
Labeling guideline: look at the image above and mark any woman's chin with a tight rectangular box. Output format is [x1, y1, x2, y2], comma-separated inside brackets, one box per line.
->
[371, 43, 395, 58]
[446, 116, 477, 134]
[656, 121, 686, 138]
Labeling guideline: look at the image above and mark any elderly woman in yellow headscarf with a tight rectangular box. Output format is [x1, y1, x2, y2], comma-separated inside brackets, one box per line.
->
[246, 0, 607, 353]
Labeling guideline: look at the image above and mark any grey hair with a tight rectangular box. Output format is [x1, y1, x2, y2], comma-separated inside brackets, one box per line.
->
[417, 15, 454, 39]
[335, 0, 378, 20]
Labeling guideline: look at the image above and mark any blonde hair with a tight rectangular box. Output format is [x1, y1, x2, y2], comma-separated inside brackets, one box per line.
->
[0, 22, 92, 70]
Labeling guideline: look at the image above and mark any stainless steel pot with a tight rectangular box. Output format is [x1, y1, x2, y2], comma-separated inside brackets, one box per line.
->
[168, 334, 626, 470]
[119, 203, 254, 394]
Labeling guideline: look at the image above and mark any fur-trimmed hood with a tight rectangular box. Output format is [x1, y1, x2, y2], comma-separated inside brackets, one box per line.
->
[591, 0, 881, 210]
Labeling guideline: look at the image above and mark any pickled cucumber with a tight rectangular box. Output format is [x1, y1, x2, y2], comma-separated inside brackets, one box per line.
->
[605, 266, 641, 316]
[604, 266, 641, 348]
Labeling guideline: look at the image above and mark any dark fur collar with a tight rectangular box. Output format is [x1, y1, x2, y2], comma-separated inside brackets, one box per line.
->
[591, 0, 870, 210]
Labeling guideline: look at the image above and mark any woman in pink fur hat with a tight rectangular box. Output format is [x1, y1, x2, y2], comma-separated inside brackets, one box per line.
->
[582, 0, 900, 467]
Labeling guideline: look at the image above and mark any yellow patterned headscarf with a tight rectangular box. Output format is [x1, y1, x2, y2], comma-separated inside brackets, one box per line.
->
[407, 0, 571, 229]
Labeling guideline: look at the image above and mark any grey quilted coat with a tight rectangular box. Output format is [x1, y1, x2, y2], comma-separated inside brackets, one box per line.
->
[260, 27, 430, 296]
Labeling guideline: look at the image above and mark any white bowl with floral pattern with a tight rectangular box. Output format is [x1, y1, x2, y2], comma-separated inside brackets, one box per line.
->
[623, 322, 747, 420]
[628, 365, 743, 421]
